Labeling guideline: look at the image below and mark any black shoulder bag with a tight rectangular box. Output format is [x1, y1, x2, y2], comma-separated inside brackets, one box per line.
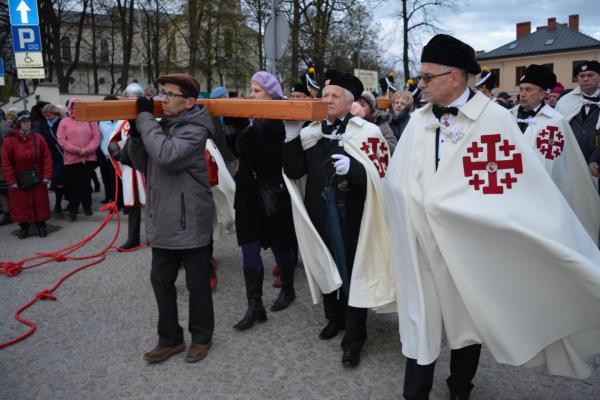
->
[16, 135, 41, 190]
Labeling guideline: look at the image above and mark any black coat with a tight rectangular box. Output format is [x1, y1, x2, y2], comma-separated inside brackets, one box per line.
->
[283, 133, 367, 269]
[227, 118, 295, 248]
[389, 108, 411, 140]
[568, 105, 599, 162]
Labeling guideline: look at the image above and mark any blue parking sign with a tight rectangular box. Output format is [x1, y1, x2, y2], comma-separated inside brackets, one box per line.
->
[8, 0, 39, 25]
[11, 25, 43, 52]
[0, 58, 4, 76]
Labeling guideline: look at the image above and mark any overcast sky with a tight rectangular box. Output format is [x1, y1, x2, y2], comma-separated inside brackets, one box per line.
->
[375, 0, 600, 70]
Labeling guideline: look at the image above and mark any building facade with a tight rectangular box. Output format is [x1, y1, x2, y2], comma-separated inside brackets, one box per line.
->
[475, 14, 600, 96]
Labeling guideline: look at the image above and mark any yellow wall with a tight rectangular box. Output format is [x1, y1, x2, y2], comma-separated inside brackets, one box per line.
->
[473, 49, 600, 96]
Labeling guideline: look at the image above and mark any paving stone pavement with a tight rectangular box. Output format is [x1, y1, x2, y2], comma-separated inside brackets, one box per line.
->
[1, 193, 599, 400]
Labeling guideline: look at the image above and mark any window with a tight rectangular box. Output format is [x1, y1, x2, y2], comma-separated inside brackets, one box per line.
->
[572, 60, 587, 82]
[515, 66, 526, 85]
[544, 38, 555, 45]
[61, 36, 71, 62]
[491, 68, 500, 88]
[100, 39, 109, 63]
[508, 42, 517, 50]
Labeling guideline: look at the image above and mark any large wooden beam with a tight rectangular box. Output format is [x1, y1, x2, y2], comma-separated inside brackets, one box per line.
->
[72, 99, 329, 122]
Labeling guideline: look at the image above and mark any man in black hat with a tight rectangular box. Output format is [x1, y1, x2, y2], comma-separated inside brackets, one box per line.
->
[510, 64, 600, 240]
[386, 35, 600, 400]
[127, 73, 216, 364]
[556, 60, 600, 161]
[290, 82, 311, 99]
[282, 70, 395, 368]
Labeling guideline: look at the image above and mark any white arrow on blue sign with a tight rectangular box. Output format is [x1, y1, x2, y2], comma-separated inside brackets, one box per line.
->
[8, 0, 39, 26]
[11, 25, 43, 52]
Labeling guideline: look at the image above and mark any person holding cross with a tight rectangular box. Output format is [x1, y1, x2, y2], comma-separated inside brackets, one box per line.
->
[127, 74, 215, 364]
[282, 70, 395, 368]
[385, 34, 600, 399]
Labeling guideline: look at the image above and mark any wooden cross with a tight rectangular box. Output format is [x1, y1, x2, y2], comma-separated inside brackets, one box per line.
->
[72, 98, 393, 122]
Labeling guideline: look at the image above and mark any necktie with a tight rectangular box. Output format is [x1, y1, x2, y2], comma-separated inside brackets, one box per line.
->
[322, 119, 342, 136]
[432, 105, 459, 120]
[517, 107, 536, 133]
[583, 94, 600, 103]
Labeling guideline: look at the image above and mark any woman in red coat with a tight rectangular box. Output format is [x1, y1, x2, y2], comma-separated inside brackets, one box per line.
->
[1, 111, 53, 238]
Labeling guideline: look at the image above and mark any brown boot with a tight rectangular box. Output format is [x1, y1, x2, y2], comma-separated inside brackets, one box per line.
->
[185, 342, 211, 363]
[143, 343, 185, 363]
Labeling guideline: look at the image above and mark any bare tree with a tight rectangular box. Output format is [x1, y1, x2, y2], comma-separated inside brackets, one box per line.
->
[241, 0, 272, 71]
[395, 0, 458, 81]
[114, 0, 136, 91]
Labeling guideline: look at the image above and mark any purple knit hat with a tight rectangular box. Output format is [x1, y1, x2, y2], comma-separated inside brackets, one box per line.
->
[251, 71, 283, 100]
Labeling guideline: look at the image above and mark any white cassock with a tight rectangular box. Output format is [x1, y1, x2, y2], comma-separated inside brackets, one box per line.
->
[109, 120, 146, 206]
[283, 117, 395, 309]
[385, 91, 600, 378]
[510, 104, 600, 242]
[205, 138, 235, 239]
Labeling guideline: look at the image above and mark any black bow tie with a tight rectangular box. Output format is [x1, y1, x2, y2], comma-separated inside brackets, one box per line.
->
[583, 94, 600, 102]
[432, 105, 459, 120]
[517, 107, 537, 119]
[322, 119, 342, 136]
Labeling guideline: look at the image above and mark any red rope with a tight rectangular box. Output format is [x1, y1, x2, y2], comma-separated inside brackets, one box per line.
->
[0, 171, 146, 349]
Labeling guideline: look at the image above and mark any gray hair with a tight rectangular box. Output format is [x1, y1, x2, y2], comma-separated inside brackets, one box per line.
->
[124, 83, 144, 98]
[343, 88, 354, 103]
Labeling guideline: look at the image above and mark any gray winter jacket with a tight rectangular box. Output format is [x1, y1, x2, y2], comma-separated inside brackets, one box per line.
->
[128, 106, 214, 250]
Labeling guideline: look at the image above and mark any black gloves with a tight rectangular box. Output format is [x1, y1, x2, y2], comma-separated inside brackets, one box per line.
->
[137, 96, 154, 115]
[128, 120, 140, 138]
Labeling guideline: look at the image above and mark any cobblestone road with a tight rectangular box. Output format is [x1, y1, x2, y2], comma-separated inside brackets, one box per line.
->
[1, 194, 599, 399]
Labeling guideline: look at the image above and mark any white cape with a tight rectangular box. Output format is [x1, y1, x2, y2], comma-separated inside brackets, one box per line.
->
[109, 120, 146, 206]
[556, 86, 600, 129]
[205, 138, 235, 239]
[386, 92, 600, 378]
[510, 104, 600, 242]
[283, 117, 395, 308]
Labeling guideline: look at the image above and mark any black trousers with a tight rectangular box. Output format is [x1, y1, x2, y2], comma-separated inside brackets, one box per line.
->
[98, 156, 116, 202]
[64, 162, 93, 214]
[323, 290, 368, 353]
[150, 246, 214, 347]
[403, 344, 482, 399]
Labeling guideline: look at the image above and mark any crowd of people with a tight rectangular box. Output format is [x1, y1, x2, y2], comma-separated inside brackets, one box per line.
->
[1, 32, 600, 400]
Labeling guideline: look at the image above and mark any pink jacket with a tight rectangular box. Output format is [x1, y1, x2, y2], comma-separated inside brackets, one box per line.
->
[57, 97, 101, 165]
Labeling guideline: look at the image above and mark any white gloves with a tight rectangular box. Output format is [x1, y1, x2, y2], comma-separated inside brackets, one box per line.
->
[283, 120, 304, 143]
[331, 154, 350, 175]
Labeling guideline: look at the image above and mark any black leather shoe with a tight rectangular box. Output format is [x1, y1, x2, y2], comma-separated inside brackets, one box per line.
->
[319, 320, 342, 340]
[83, 208, 93, 216]
[341, 350, 360, 368]
[69, 213, 77, 221]
[38, 227, 47, 238]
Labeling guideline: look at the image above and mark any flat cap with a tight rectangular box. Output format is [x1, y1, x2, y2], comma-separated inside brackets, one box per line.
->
[157, 74, 200, 99]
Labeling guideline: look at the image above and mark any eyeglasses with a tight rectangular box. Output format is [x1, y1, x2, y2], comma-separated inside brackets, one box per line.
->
[159, 90, 185, 99]
[417, 71, 452, 84]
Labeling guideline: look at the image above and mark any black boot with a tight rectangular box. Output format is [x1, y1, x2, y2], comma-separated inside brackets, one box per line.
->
[233, 267, 267, 330]
[119, 207, 141, 250]
[271, 263, 296, 311]
[18, 223, 30, 239]
[449, 384, 474, 400]
[54, 188, 64, 215]
[36, 222, 47, 238]
[0, 212, 11, 226]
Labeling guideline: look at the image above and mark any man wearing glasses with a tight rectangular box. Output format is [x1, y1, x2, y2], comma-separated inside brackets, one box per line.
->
[386, 34, 600, 399]
[127, 74, 216, 364]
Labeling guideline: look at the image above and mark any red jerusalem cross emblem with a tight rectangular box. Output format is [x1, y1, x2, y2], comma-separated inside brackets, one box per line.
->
[462, 134, 523, 194]
[360, 137, 389, 177]
[536, 125, 564, 160]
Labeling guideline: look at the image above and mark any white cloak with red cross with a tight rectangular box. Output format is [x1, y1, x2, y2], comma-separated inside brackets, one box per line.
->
[510, 104, 600, 242]
[205, 138, 235, 239]
[109, 120, 146, 207]
[282, 116, 396, 309]
[556, 85, 600, 129]
[385, 91, 600, 378]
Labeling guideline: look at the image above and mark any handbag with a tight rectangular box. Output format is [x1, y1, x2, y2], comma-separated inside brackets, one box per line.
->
[205, 149, 219, 187]
[256, 178, 290, 218]
[16, 137, 41, 189]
